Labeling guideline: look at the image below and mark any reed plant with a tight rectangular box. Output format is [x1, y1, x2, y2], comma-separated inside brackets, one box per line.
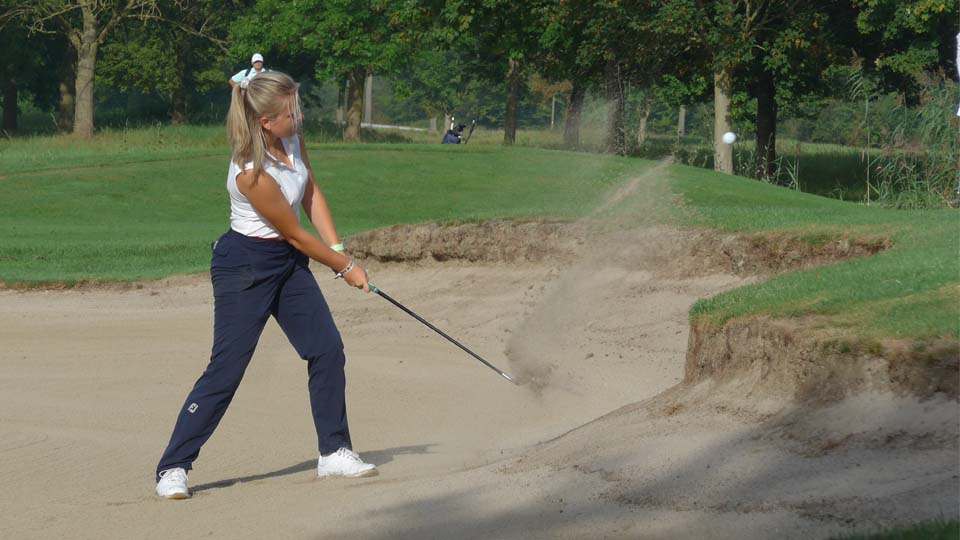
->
[869, 76, 959, 209]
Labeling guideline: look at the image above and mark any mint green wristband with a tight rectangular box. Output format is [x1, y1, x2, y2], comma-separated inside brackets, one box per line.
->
[331, 243, 345, 252]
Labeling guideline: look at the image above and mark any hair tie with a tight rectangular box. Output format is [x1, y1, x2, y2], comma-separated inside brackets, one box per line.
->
[240, 79, 250, 92]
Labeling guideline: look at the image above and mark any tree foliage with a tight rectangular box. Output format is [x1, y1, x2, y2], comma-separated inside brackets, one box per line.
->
[231, 0, 417, 141]
[5, 0, 162, 136]
[97, 0, 237, 123]
[1, 0, 952, 173]
[852, 0, 958, 97]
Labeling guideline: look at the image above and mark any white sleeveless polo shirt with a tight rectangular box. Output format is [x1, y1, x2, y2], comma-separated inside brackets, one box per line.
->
[226, 134, 308, 239]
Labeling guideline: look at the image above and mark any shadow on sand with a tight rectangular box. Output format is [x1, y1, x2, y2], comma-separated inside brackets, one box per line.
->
[191, 444, 436, 494]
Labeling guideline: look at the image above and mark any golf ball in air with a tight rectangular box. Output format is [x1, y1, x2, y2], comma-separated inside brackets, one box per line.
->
[722, 132, 737, 144]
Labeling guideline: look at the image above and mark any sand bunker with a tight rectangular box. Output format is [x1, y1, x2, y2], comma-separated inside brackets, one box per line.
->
[1, 165, 956, 539]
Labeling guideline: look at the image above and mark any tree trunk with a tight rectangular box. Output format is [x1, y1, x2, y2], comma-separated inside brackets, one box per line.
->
[503, 58, 521, 146]
[564, 82, 584, 148]
[343, 69, 365, 142]
[604, 59, 626, 155]
[57, 47, 76, 133]
[170, 35, 191, 125]
[636, 97, 652, 146]
[677, 105, 686, 138]
[443, 113, 452, 132]
[550, 95, 556, 130]
[429, 116, 438, 133]
[363, 74, 373, 124]
[170, 85, 187, 125]
[753, 70, 777, 180]
[2, 76, 17, 134]
[73, 8, 99, 138]
[336, 78, 346, 125]
[713, 69, 734, 174]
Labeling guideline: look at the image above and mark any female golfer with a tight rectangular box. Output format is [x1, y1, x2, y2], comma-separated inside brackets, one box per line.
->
[155, 71, 375, 500]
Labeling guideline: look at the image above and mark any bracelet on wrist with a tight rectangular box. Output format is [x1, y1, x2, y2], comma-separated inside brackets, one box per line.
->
[331, 243, 345, 252]
[334, 259, 354, 279]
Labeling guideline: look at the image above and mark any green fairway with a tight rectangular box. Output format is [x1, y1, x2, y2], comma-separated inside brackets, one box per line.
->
[0, 125, 227, 175]
[0, 140, 649, 284]
[2, 132, 957, 342]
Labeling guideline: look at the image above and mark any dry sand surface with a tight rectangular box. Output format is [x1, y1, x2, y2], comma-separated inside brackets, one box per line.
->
[2, 225, 957, 540]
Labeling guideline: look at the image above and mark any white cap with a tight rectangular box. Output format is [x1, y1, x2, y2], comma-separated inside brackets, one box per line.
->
[251, 53, 264, 64]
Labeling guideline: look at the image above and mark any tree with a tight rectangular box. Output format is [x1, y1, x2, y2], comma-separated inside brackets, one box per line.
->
[392, 32, 472, 132]
[528, 74, 572, 131]
[232, 0, 413, 142]
[658, 1, 847, 175]
[852, 0, 958, 98]
[700, 1, 794, 174]
[611, 1, 706, 154]
[653, 74, 710, 144]
[97, 0, 236, 124]
[538, 0, 620, 152]
[540, 0, 704, 154]
[443, 0, 549, 145]
[6, 0, 161, 137]
[0, 11, 62, 133]
[744, 3, 853, 178]
[538, 0, 605, 148]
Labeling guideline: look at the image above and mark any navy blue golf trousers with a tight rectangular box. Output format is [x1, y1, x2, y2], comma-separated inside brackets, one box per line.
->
[156, 230, 351, 479]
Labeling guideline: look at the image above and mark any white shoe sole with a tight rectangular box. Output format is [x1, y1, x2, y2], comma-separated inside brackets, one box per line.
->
[317, 468, 378, 479]
[158, 491, 191, 500]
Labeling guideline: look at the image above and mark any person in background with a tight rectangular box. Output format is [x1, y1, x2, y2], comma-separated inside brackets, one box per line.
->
[230, 53, 269, 88]
[442, 123, 465, 144]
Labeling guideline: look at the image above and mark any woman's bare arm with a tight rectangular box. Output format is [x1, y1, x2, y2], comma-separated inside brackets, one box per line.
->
[236, 169, 368, 291]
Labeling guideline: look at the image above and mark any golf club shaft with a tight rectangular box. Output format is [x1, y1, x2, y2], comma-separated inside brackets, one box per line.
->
[463, 119, 476, 145]
[370, 285, 515, 384]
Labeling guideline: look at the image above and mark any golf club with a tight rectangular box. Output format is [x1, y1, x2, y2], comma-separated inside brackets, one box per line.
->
[370, 283, 516, 384]
[463, 119, 477, 145]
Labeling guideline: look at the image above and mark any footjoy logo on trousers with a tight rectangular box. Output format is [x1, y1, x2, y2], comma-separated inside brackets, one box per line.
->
[188, 403, 198, 413]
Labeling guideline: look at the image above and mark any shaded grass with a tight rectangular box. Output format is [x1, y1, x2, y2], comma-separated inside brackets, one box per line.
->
[670, 164, 959, 340]
[653, 137, 879, 201]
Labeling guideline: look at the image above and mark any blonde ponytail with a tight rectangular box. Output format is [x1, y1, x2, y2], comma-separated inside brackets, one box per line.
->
[226, 71, 301, 180]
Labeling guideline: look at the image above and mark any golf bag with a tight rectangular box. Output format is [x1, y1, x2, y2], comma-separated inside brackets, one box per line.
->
[442, 123, 466, 144]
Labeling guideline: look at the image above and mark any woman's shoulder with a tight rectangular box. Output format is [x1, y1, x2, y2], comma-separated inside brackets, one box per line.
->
[229, 158, 256, 173]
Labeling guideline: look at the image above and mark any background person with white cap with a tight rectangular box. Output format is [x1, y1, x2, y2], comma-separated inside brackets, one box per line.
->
[229, 53, 269, 88]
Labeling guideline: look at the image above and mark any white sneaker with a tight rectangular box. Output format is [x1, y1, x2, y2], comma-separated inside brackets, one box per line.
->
[156, 468, 191, 499]
[317, 448, 377, 478]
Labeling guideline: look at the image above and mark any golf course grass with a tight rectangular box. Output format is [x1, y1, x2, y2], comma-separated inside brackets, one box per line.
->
[669, 164, 958, 340]
[1, 130, 956, 344]
[0, 140, 648, 283]
[831, 518, 959, 540]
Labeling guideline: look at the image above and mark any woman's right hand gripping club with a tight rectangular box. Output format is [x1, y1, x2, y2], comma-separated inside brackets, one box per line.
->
[337, 258, 370, 292]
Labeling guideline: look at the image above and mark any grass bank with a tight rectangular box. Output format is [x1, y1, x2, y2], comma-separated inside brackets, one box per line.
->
[670, 164, 958, 340]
